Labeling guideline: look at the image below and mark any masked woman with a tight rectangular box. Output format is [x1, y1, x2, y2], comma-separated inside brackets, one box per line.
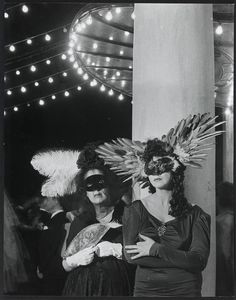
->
[96, 113, 224, 297]
[61, 146, 135, 296]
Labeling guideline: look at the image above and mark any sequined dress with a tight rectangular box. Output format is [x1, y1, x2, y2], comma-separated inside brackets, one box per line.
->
[123, 200, 210, 297]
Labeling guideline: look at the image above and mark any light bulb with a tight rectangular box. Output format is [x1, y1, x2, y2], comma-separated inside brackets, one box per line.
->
[83, 73, 89, 80]
[111, 76, 115, 80]
[62, 72, 67, 77]
[77, 86, 82, 91]
[116, 71, 120, 76]
[69, 41, 75, 48]
[21, 86, 26, 93]
[30, 65, 36, 72]
[34, 82, 39, 86]
[48, 77, 54, 83]
[108, 89, 114, 96]
[118, 94, 124, 101]
[67, 49, 73, 55]
[124, 31, 129, 36]
[105, 11, 113, 21]
[61, 54, 67, 60]
[109, 36, 113, 41]
[93, 43, 98, 49]
[69, 56, 75, 62]
[27, 39, 32, 44]
[129, 65, 132, 69]
[70, 33, 77, 42]
[73, 62, 78, 69]
[27, 103, 30, 107]
[225, 108, 230, 115]
[75, 24, 81, 32]
[64, 91, 70, 97]
[63, 27, 68, 33]
[16, 70, 20, 75]
[121, 80, 126, 87]
[131, 12, 135, 19]
[100, 85, 105, 92]
[215, 25, 223, 35]
[22, 5, 29, 13]
[9, 45, 15, 52]
[87, 58, 91, 64]
[51, 95, 56, 100]
[7, 90, 12, 95]
[104, 70, 108, 75]
[115, 7, 121, 14]
[4, 111, 6, 116]
[120, 50, 124, 55]
[77, 68, 83, 75]
[39, 99, 45, 105]
[4, 12, 9, 18]
[106, 57, 110, 62]
[46, 59, 51, 65]
[13, 106, 18, 112]
[45, 34, 51, 41]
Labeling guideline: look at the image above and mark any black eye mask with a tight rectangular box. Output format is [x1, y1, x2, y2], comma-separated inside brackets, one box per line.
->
[85, 175, 107, 192]
[144, 157, 175, 175]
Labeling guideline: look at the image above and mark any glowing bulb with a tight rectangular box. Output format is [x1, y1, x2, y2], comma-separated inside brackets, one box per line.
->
[115, 7, 121, 14]
[108, 89, 114, 96]
[225, 108, 230, 115]
[109, 36, 113, 40]
[30, 65, 36, 72]
[124, 31, 130, 36]
[16, 70, 20, 75]
[48, 77, 54, 83]
[81, 53, 85, 58]
[129, 65, 132, 69]
[70, 33, 77, 42]
[4, 111, 6, 116]
[120, 50, 124, 55]
[118, 94, 124, 101]
[64, 91, 70, 97]
[7, 90, 12, 95]
[100, 85, 105, 92]
[34, 82, 39, 86]
[13, 106, 18, 111]
[93, 43, 98, 49]
[104, 70, 108, 75]
[111, 76, 115, 80]
[215, 25, 223, 35]
[93, 79, 97, 86]
[86, 16, 92, 25]
[51, 95, 56, 100]
[62, 72, 67, 77]
[116, 71, 120, 76]
[61, 54, 67, 60]
[106, 57, 110, 62]
[83, 73, 89, 80]
[27, 39, 32, 44]
[121, 80, 126, 87]
[92, 62, 95, 66]
[68, 49, 73, 55]
[21, 86, 26, 93]
[9, 45, 15, 52]
[105, 11, 113, 21]
[75, 24, 81, 32]
[63, 27, 68, 33]
[27, 103, 30, 107]
[22, 5, 29, 13]
[131, 12, 135, 19]
[69, 41, 75, 48]
[73, 62, 78, 69]
[4, 12, 9, 18]
[77, 86, 82, 91]
[46, 59, 51, 65]
[77, 68, 83, 75]
[87, 58, 91, 64]
[45, 34, 51, 41]
[39, 99, 45, 105]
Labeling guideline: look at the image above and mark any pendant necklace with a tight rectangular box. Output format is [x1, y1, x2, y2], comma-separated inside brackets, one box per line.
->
[157, 222, 167, 237]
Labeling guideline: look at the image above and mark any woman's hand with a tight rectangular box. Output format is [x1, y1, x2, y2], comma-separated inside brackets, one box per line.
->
[125, 234, 155, 259]
[63, 246, 96, 271]
[95, 241, 122, 259]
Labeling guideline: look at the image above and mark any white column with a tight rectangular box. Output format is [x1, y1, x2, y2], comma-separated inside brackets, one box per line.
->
[132, 4, 215, 296]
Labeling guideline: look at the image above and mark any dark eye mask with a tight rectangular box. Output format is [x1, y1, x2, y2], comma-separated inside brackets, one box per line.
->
[145, 157, 175, 175]
[85, 175, 107, 191]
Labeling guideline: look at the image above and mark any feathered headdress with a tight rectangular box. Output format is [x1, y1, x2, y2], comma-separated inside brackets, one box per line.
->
[96, 113, 225, 184]
[31, 150, 80, 197]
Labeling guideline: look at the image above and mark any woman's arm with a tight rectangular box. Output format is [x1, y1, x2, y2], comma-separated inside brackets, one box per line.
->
[122, 203, 175, 268]
[149, 212, 211, 272]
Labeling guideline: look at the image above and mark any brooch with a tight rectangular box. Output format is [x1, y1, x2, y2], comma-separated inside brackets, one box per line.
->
[157, 223, 166, 236]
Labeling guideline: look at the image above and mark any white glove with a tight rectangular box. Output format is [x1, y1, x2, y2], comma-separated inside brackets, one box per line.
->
[95, 241, 122, 259]
[62, 246, 95, 271]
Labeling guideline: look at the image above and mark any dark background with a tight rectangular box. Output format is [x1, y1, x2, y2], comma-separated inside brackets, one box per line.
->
[4, 2, 132, 203]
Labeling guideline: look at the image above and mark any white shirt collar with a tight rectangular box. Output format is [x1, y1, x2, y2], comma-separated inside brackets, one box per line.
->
[51, 210, 64, 219]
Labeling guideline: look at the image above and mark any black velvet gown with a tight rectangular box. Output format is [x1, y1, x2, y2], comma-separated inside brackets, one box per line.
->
[123, 200, 211, 297]
[63, 201, 135, 296]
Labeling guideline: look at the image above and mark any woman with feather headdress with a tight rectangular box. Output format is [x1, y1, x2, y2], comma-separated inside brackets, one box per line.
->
[96, 113, 224, 297]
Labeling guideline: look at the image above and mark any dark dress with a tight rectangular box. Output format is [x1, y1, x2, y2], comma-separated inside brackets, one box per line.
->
[38, 211, 68, 295]
[63, 201, 135, 296]
[123, 200, 211, 297]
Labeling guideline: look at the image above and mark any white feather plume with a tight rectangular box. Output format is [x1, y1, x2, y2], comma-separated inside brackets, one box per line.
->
[31, 150, 80, 197]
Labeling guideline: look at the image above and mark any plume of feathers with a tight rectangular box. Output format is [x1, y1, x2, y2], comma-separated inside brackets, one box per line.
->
[31, 150, 80, 197]
[96, 113, 225, 182]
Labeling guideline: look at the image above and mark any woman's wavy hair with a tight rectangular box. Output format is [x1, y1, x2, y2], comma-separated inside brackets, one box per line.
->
[143, 138, 191, 218]
[75, 142, 124, 207]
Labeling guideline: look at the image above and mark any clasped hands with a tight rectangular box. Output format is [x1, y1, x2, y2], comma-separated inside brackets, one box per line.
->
[63, 241, 122, 271]
[125, 234, 155, 259]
